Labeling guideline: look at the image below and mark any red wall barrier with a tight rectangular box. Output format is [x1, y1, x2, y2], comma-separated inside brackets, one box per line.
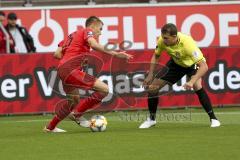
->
[0, 47, 239, 114]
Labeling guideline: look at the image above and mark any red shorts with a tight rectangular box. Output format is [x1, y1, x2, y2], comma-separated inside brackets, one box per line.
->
[58, 68, 96, 93]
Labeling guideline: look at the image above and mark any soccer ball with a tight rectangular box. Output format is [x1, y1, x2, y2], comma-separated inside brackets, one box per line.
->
[90, 115, 107, 132]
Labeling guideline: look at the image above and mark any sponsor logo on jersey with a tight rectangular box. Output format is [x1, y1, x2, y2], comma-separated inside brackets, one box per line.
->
[193, 51, 200, 60]
[175, 52, 181, 60]
[87, 31, 94, 37]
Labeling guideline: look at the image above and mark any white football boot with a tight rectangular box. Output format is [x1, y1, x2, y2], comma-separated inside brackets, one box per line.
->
[68, 112, 90, 128]
[139, 117, 157, 129]
[210, 119, 221, 128]
[43, 126, 66, 133]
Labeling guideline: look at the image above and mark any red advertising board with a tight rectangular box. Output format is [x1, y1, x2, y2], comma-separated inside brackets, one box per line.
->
[1, 3, 240, 52]
[0, 47, 239, 114]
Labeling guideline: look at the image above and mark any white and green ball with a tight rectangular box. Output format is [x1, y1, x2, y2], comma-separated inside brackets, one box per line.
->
[90, 115, 107, 132]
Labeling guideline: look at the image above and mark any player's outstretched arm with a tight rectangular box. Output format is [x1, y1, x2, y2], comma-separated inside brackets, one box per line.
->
[87, 37, 133, 60]
[54, 47, 63, 59]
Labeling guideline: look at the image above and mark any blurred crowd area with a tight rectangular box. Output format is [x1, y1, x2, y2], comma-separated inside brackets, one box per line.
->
[0, 0, 236, 7]
[0, 0, 238, 54]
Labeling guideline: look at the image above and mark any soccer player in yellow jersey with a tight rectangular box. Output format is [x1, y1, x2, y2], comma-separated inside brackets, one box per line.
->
[139, 23, 221, 128]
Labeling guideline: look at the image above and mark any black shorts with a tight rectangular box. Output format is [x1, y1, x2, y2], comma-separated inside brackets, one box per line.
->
[155, 59, 197, 84]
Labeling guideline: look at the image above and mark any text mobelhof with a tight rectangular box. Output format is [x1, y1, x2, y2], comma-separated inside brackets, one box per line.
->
[29, 13, 240, 52]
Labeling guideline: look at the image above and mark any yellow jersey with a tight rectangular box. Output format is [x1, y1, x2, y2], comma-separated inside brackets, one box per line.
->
[155, 32, 205, 68]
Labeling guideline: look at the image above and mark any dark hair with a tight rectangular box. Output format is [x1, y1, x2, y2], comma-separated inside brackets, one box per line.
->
[161, 23, 178, 36]
[85, 16, 103, 27]
[7, 12, 17, 20]
[0, 11, 5, 17]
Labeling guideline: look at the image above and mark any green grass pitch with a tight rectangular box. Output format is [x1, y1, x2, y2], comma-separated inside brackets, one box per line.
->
[0, 107, 239, 160]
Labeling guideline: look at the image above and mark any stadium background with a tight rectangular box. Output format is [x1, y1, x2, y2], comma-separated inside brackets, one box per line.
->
[0, 1, 240, 160]
[0, 0, 239, 115]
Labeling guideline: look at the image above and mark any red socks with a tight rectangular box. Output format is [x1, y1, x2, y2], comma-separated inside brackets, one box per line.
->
[47, 99, 74, 130]
[76, 92, 105, 115]
[47, 115, 61, 130]
[47, 92, 106, 130]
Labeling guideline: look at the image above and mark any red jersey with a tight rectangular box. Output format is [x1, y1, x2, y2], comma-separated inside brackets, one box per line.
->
[0, 30, 7, 54]
[58, 27, 95, 65]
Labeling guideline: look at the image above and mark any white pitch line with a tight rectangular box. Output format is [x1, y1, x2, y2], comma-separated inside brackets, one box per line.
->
[0, 111, 240, 123]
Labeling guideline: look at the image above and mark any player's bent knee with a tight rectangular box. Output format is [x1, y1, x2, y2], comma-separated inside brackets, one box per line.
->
[101, 86, 109, 96]
[147, 85, 159, 94]
[98, 82, 109, 94]
[94, 79, 109, 95]
[193, 84, 202, 91]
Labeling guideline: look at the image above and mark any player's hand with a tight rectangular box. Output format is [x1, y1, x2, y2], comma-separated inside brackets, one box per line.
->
[114, 51, 133, 60]
[143, 74, 153, 88]
[183, 81, 194, 90]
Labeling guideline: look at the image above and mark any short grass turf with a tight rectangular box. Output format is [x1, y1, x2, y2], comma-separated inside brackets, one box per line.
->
[0, 107, 239, 160]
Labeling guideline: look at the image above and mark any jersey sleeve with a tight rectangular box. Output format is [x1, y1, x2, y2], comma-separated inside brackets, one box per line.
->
[84, 29, 94, 41]
[186, 37, 206, 63]
[58, 40, 65, 47]
[154, 37, 164, 56]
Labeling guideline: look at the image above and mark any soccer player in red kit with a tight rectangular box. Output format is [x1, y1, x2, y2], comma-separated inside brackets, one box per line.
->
[44, 16, 132, 133]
